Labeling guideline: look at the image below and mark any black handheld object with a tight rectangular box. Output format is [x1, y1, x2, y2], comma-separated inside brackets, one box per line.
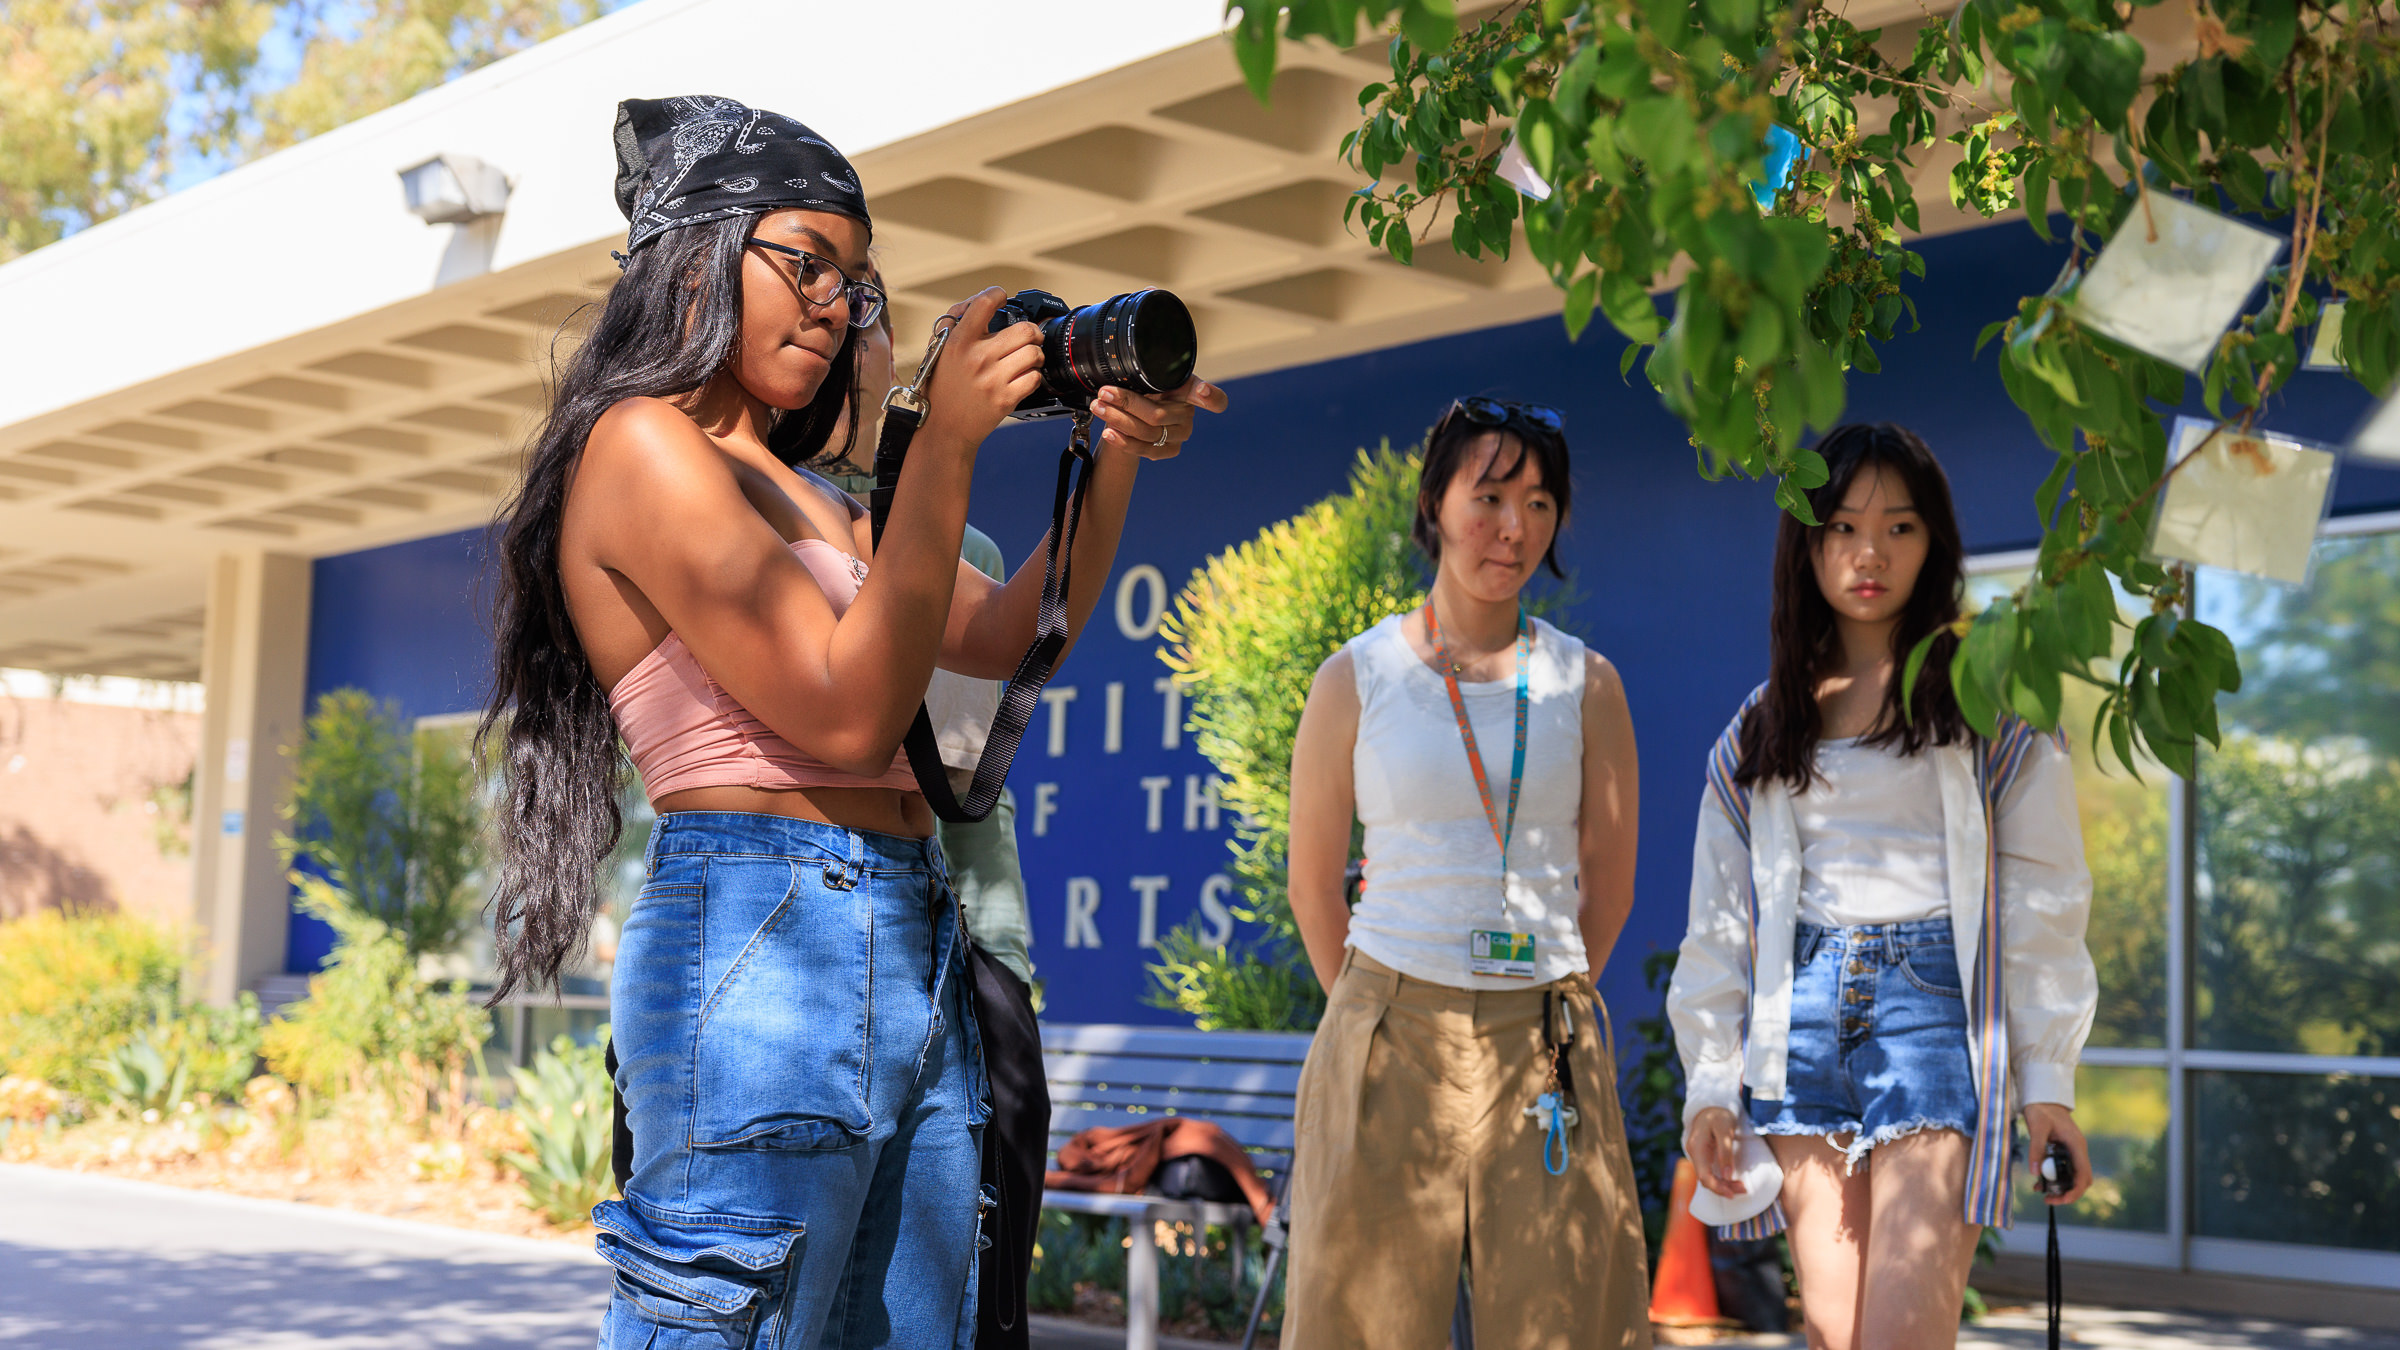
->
[2039, 1138, 2078, 1198]
[988, 288, 1197, 421]
[2040, 1137, 2076, 1350]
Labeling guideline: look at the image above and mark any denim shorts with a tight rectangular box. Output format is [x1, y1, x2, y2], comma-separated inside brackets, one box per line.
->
[1749, 916, 1976, 1170]
[595, 812, 991, 1350]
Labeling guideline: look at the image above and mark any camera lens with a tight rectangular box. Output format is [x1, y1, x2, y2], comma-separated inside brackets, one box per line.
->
[1048, 289, 1196, 399]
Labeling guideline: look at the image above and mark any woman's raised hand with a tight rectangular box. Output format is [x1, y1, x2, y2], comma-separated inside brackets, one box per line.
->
[1685, 1107, 1750, 1199]
[919, 287, 1046, 450]
[1091, 375, 1229, 461]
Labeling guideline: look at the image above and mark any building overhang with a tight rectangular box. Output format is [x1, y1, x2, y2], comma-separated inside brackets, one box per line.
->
[0, 0, 2073, 679]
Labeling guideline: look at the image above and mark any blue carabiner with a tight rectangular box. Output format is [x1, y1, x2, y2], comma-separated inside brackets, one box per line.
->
[1541, 1092, 1571, 1176]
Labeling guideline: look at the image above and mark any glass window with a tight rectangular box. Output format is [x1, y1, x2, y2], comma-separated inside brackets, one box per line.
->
[2015, 1064, 2169, 1232]
[1969, 569, 2168, 1047]
[416, 716, 652, 999]
[2192, 1070, 2400, 1252]
[2194, 533, 2400, 1058]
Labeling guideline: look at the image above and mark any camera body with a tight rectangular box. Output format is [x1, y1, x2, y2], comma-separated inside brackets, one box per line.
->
[988, 288, 1198, 422]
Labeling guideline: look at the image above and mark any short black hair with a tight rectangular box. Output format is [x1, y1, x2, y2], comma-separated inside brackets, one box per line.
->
[1411, 403, 1573, 578]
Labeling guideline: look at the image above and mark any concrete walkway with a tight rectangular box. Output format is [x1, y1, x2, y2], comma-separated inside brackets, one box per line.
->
[9, 1165, 2397, 1350]
[0, 1164, 608, 1348]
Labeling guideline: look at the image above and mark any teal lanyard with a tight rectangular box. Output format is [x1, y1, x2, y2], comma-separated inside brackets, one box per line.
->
[1422, 601, 1531, 873]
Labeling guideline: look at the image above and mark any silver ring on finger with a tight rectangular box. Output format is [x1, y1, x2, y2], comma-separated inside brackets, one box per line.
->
[1153, 427, 1170, 447]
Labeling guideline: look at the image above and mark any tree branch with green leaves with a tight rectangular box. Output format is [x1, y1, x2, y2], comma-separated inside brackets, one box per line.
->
[1227, 0, 2400, 777]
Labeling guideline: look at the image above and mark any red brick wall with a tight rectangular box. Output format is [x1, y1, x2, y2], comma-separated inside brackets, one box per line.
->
[0, 695, 200, 928]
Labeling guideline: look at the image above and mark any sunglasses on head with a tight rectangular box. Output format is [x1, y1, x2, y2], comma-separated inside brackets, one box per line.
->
[745, 237, 887, 330]
[1438, 396, 1566, 438]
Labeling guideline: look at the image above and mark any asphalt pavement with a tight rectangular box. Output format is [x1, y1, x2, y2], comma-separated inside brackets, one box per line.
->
[6, 1164, 2396, 1349]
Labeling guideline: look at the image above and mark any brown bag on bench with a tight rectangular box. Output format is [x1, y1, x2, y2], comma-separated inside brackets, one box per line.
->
[1045, 1118, 1274, 1225]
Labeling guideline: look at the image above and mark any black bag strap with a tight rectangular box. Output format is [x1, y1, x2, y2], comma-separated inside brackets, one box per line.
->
[2048, 1204, 2063, 1350]
[866, 396, 1094, 824]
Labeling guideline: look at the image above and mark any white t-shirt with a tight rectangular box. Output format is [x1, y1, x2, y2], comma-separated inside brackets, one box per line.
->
[1345, 613, 1589, 989]
[1792, 736, 1951, 928]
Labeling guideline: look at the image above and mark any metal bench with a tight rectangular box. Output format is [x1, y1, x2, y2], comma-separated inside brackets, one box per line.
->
[1039, 1022, 1313, 1350]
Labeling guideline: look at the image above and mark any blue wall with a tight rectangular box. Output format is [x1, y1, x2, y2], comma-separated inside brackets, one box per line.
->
[300, 218, 2400, 1030]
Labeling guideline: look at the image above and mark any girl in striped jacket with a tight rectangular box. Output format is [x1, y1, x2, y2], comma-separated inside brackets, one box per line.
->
[1667, 424, 2098, 1350]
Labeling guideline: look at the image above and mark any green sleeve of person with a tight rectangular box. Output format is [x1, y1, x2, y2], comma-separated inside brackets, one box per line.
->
[939, 523, 1035, 989]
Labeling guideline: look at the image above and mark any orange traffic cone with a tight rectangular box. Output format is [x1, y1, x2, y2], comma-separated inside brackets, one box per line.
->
[1649, 1157, 1730, 1327]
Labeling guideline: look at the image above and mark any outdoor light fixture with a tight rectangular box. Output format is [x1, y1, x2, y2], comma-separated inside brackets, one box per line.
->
[397, 153, 510, 225]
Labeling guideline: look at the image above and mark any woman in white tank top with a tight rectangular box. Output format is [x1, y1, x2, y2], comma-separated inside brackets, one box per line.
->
[1280, 398, 1652, 1348]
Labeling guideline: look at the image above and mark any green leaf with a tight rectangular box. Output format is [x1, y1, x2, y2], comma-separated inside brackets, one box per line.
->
[1901, 627, 1944, 723]
[1601, 271, 1664, 343]
[1564, 269, 1599, 340]
[1399, 0, 1459, 54]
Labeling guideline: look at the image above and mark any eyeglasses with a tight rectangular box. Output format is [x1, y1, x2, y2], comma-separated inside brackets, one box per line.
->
[745, 238, 887, 329]
[1438, 396, 1566, 438]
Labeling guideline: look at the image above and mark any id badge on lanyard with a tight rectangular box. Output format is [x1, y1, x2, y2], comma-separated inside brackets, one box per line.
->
[1425, 601, 1537, 980]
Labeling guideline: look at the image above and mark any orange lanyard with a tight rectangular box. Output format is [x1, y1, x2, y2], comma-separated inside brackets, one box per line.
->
[1422, 601, 1531, 867]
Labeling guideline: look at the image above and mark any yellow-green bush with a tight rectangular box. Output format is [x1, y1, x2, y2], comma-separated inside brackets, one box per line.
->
[0, 911, 188, 1101]
[260, 878, 488, 1103]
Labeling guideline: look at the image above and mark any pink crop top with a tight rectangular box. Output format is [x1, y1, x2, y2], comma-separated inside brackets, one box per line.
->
[608, 538, 918, 800]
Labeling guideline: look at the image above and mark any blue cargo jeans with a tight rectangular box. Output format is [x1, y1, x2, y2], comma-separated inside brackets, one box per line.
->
[594, 812, 991, 1349]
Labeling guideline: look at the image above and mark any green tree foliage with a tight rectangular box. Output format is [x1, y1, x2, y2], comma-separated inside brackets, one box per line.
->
[501, 1026, 615, 1227]
[0, 910, 262, 1108]
[257, 886, 489, 1101]
[0, 0, 606, 260]
[278, 689, 485, 959]
[1225, 0, 2400, 778]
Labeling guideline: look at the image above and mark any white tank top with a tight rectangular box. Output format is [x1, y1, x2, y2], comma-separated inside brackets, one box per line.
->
[1793, 736, 1952, 927]
[1346, 612, 1589, 989]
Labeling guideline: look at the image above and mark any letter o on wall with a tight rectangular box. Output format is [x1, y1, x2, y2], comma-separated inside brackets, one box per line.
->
[1115, 565, 1167, 641]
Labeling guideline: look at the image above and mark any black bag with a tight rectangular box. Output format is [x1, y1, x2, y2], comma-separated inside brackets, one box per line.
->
[1152, 1153, 1246, 1206]
[969, 944, 1051, 1350]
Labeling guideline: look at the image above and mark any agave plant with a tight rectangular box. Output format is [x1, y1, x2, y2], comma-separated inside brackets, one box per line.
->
[92, 1034, 189, 1117]
[501, 1027, 615, 1228]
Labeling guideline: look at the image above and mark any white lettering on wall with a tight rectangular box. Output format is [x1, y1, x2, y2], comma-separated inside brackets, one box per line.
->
[1103, 682, 1124, 754]
[1183, 774, 1223, 832]
[1198, 874, 1236, 947]
[1154, 676, 1183, 750]
[1064, 877, 1103, 948]
[1131, 874, 1172, 948]
[1041, 686, 1077, 757]
[1138, 776, 1174, 833]
[1115, 565, 1166, 641]
[1032, 782, 1061, 838]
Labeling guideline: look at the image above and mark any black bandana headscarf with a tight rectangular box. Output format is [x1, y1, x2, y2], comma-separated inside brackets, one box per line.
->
[612, 95, 871, 257]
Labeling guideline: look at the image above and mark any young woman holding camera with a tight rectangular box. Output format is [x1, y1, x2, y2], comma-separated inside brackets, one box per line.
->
[1282, 399, 1653, 1347]
[1668, 423, 2096, 1350]
[480, 96, 1223, 1349]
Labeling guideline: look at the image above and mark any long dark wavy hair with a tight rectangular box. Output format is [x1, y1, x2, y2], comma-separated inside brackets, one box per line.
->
[1733, 422, 1971, 791]
[478, 213, 855, 1001]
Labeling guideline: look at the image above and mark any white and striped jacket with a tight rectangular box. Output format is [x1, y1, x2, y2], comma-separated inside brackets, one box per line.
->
[1666, 687, 2099, 1229]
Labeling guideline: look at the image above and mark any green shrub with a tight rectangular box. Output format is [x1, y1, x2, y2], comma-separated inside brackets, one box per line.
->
[259, 881, 488, 1103]
[0, 911, 188, 1101]
[278, 689, 484, 959]
[502, 1026, 615, 1227]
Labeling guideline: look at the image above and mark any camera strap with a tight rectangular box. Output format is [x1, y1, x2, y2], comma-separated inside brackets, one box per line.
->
[868, 321, 1095, 824]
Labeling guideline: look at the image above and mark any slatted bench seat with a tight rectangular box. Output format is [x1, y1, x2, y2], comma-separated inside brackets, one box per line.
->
[1040, 1022, 1314, 1350]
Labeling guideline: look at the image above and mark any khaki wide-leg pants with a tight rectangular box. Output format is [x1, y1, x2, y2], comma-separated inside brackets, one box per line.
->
[1284, 950, 1654, 1349]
